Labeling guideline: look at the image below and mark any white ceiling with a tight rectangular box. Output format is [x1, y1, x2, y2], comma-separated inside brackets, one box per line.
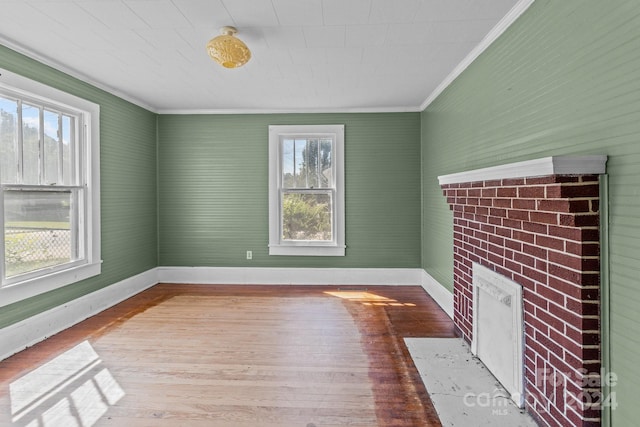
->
[0, 0, 529, 113]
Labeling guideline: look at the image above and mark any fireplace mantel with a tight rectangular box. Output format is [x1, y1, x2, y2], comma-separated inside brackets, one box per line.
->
[438, 154, 607, 427]
[437, 155, 607, 185]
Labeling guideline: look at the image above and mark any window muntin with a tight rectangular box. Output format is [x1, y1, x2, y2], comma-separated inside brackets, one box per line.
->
[269, 125, 345, 256]
[0, 69, 100, 306]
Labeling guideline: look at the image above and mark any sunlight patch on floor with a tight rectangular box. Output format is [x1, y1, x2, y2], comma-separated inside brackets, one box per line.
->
[10, 340, 124, 426]
[324, 291, 417, 307]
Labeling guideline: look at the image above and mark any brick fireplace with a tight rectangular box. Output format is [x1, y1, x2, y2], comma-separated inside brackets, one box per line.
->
[438, 156, 607, 427]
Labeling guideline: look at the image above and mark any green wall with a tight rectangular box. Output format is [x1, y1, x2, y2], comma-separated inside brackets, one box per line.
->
[421, 1, 640, 424]
[158, 113, 421, 268]
[0, 45, 158, 328]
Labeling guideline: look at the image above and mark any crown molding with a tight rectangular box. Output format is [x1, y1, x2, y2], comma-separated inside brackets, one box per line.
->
[0, 35, 157, 113]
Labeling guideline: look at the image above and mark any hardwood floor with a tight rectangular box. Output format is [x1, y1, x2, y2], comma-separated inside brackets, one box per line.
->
[0, 284, 457, 426]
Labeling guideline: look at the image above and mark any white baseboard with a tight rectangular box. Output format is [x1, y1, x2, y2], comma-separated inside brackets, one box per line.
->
[0, 268, 158, 362]
[157, 266, 422, 286]
[0, 266, 452, 363]
[420, 270, 454, 319]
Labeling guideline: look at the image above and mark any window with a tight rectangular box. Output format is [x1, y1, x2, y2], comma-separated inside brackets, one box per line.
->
[268, 124, 345, 256]
[0, 69, 100, 307]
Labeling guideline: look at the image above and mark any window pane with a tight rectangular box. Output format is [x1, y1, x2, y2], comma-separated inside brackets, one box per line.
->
[0, 97, 18, 184]
[281, 192, 332, 241]
[4, 190, 75, 278]
[319, 139, 332, 188]
[62, 115, 73, 186]
[44, 110, 60, 185]
[281, 138, 333, 189]
[22, 104, 40, 185]
[294, 139, 306, 187]
[282, 138, 295, 188]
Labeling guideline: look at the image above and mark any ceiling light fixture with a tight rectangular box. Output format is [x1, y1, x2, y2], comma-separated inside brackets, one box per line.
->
[206, 26, 251, 69]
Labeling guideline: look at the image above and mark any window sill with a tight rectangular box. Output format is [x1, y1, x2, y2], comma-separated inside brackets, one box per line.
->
[269, 245, 345, 256]
[0, 262, 102, 308]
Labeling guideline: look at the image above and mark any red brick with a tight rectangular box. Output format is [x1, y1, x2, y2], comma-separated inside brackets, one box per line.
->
[488, 216, 502, 225]
[488, 234, 508, 247]
[537, 199, 571, 212]
[582, 258, 600, 272]
[545, 184, 563, 198]
[508, 209, 530, 221]
[549, 264, 582, 284]
[527, 176, 558, 185]
[489, 207, 507, 217]
[470, 181, 484, 188]
[524, 221, 548, 234]
[519, 186, 546, 198]
[536, 331, 564, 355]
[536, 259, 548, 272]
[464, 205, 476, 214]
[484, 179, 502, 187]
[548, 225, 582, 241]
[513, 230, 536, 244]
[502, 178, 526, 186]
[514, 252, 536, 267]
[530, 211, 560, 225]
[505, 238, 522, 251]
[513, 198, 537, 210]
[526, 290, 549, 310]
[503, 218, 523, 229]
[467, 197, 480, 206]
[523, 265, 548, 284]
[456, 188, 468, 197]
[549, 251, 583, 271]
[536, 234, 566, 251]
[468, 188, 482, 197]
[538, 285, 565, 306]
[548, 277, 582, 300]
[479, 198, 492, 206]
[561, 183, 599, 198]
[487, 252, 504, 266]
[497, 187, 518, 197]
[481, 187, 497, 197]
[487, 242, 505, 255]
[573, 214, 599, 227]
[514, 273, 536, 290]
[474, 214, 489, 223]
[523, 243, 548, 259]
[493, 198, 512, 208]
[590, 199, 599, 212]
[555, 176, 582, 183]
[505, 259, 523, 274]
[495, 226, 512, 238]
[569, 199, 593, 213]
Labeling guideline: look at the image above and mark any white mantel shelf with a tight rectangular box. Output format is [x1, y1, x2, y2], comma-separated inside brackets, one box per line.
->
[437, 155, 608, 186]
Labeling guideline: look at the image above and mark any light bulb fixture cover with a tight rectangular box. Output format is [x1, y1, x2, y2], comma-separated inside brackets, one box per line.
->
[206, 26, 251, 69]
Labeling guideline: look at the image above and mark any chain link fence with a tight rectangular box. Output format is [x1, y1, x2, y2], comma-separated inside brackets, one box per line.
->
[5, 227, 72, 277]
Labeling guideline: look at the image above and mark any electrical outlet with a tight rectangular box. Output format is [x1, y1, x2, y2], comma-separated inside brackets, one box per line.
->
[246, 250, 252, 260]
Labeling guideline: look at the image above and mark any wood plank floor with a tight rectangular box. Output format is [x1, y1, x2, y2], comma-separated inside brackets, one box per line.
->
[0, 284, 457, 427]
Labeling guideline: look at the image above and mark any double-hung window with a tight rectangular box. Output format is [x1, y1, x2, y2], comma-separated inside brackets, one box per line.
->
[0, 69, 100, 307]
[268, 125, 345, 256]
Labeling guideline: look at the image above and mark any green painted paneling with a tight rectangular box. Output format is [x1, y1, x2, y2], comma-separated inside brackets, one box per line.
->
[0, 45, 158, 328]
[421, 1, 640, 425]
[158, 113, 421, 268]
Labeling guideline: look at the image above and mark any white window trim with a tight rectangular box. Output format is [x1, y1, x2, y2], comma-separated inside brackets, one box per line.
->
[268, 124, 345, 256]
[0, 68, 101, 308]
